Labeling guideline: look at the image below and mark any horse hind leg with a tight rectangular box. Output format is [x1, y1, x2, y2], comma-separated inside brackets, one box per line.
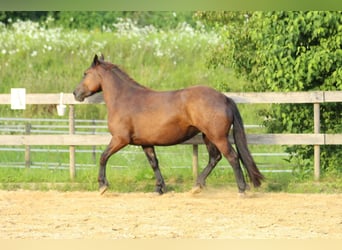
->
[214, 138, 248, 193]
[142, 146, 166, 194]
[192, 134, 222, 194]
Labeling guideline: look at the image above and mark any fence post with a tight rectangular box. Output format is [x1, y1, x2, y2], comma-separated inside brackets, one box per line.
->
[25, 122, 31, 168]
[92, 119, 96, 163]
[314, 103, 320, 181]
[69, 104, 76, 180]
[192, 144, 199, 184]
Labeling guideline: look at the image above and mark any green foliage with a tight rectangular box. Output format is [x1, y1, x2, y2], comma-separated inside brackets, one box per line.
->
[194, 11, 251, 28]
[0, 11, 53, 24]
[0, 11, 196, 31]
[201, 11, 342, 176]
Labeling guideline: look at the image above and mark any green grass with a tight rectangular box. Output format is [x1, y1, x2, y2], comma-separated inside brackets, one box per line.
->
[1, 143, 341, 193]
[1, 164, 341, 193]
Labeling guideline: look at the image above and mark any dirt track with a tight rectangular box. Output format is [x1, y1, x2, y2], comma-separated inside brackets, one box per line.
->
[0, 189, 341, 239]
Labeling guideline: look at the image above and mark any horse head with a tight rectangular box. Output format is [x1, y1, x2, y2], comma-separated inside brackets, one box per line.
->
[73, 54, 104, 102]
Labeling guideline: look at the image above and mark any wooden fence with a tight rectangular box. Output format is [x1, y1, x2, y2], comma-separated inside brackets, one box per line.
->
[0, 91, 341, 181]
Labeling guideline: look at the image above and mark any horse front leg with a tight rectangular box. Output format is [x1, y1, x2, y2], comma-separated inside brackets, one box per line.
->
[98, 137, 127, 195]
[142, 146, 166, 194]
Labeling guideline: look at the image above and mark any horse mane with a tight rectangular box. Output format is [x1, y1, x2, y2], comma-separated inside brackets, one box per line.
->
[101, 60, 147, 90]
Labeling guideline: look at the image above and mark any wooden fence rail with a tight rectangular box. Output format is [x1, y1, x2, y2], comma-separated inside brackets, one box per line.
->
[0, 91, 341, 181]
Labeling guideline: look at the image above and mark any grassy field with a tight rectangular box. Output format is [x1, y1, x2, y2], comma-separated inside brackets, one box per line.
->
[1, 163, 341, 193]
[1, 19, 341, 193]
[1, 142, 341, 193]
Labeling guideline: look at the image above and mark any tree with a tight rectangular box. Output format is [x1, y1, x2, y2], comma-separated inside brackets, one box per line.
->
[201, 11, 342, 176]
[0, 11, 52, 23]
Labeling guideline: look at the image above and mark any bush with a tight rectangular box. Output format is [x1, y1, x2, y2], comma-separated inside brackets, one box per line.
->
[200, 11, 342, 176]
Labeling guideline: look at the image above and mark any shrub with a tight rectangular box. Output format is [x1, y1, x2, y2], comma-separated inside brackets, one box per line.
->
[200, 11, 342, 176]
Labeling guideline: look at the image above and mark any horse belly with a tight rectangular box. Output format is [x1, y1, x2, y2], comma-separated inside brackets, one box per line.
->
[130, 122, 199, 146]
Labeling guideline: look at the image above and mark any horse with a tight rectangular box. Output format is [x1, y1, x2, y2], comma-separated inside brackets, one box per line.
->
[73, 54, 264, 195]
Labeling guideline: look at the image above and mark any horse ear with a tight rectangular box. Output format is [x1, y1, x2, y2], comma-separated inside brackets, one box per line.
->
[92, 54, 100, 67]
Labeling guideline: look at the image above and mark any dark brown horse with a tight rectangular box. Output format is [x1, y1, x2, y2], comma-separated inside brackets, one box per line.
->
[73, 54, 264, 195]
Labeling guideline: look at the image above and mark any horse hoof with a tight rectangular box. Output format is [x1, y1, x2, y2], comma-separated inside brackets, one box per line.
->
[190, 186, 202, 194]
[99, 185, 108, 195]
[154, 185, 165, 195]
[153, 191, 163, 196]
[238, 192, 247, 198]
[153, 188, 164, 195]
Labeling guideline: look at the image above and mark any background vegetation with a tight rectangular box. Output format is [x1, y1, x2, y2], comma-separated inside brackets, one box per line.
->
[0, 11, 341, 192]
[198, 11, 342, 179]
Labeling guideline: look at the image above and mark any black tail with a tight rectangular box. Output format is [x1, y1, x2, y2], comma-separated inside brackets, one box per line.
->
[227, 97, 264, 187]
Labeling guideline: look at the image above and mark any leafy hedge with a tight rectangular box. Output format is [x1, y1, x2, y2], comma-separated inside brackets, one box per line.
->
[200, 11, 342, 176]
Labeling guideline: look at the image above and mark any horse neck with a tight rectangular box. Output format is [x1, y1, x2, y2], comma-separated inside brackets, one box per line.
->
[100, 65, 147, 108]
[110, 65, 146, 89]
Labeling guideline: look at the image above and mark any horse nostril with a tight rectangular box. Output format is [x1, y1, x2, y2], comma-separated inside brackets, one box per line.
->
[73, 90, 80, 101]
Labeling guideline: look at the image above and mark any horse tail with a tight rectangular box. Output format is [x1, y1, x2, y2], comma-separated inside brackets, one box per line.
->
[227, 97, 265, 187]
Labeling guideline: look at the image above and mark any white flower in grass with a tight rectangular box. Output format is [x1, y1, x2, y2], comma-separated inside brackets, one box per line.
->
[31, 50, 38, 57]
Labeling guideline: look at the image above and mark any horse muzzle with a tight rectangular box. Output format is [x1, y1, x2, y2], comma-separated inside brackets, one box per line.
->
[73, 89, 86, 102]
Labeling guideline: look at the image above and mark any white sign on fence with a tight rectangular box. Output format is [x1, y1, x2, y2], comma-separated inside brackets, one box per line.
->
[11, 88, 26, 110]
